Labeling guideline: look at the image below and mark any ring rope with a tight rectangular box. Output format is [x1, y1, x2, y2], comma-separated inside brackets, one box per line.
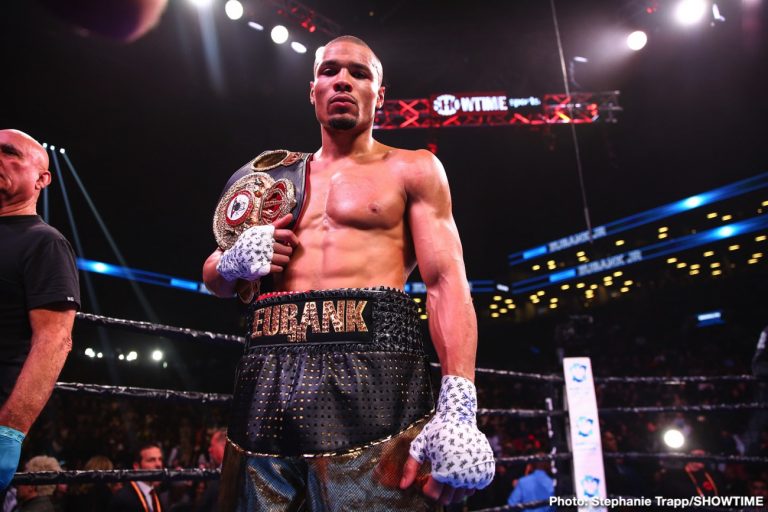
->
[74, 312, 757, 385]
[51, 383, 768, 417]
[471, 498, 554, 511]
[14, 452, 768, 486]
[496, 452, 768, 465]
[594, 374, 755, 384]
[471, 498, 747, 512]
[75, 312, 245, 345]
[11, 468, 219, 485]
[54, 382, 232, 404]
[597, 402, 768, 415]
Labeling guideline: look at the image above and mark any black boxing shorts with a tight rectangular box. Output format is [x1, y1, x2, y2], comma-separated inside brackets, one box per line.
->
[226, 287, 435, 457]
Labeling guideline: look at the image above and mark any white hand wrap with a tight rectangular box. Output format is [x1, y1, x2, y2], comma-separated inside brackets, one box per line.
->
[409, 375, 495, 489]
[216, 225, 275, 282]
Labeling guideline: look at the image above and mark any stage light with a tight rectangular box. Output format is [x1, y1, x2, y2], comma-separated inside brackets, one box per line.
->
[290, 41, 307, 54]
[712, 3, 725, 22]
[59, 148, 66, 154]
[271, 25, 289, 44]
[493, 295, 502, 301]
[717, 226, 735, 238]
[675, 0, 707, 25]
[627, 30, 648, 51]
[224, 0, 243, 20]
[126, 351, 138, 362]
[118, 354, 125, 360]
[42, 143, 48, 149]
[152, 350, 163, 361]
[97, 352, 103, 358]
[50, 146, 56, 151]
[663, 428, 686, 449]
[85, 348, 95, 358]
[573, 56, 589, 63]
[248, 21, 264, 31]
[189, 0, 213, 8]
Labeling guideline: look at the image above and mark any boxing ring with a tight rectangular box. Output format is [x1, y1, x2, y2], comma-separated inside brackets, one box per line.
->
[9, 311, 767, 511]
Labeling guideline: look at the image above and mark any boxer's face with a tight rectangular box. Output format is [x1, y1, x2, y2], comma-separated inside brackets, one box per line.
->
[0, 130, 49, 207]
[310, 42, 385, 132]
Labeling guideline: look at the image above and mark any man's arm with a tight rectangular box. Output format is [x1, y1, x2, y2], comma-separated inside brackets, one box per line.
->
[0, 306, 75, 433]
[400, 150, 494, 504]
[202, 214, 298, 298]
[405, 150, 477, 380]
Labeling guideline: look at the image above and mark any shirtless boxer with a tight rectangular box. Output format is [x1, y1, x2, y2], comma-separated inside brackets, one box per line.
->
[203, 35, 494, 510]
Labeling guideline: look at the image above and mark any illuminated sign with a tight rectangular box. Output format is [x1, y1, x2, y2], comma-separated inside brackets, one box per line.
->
[549, 226, 608, 252]
[577, 250, 643, 277]
[432, 93, 509, 116]
[509, 96, 542, 108]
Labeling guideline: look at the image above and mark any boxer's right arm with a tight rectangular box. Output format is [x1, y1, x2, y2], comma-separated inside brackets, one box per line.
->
[202, 214, 298, 298]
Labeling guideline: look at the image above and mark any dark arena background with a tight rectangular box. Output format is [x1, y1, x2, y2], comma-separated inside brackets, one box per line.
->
[2, 0, 768, 510]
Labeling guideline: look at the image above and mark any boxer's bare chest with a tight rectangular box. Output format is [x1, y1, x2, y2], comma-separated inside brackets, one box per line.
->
[296, 157, 406, 234]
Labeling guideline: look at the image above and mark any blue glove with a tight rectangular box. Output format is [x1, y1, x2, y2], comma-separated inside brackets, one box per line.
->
[0, 426, 24, 491]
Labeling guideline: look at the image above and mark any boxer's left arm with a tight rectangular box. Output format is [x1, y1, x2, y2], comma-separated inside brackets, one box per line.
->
[403, 150, 477, 380]
[399, 150, 494, 504]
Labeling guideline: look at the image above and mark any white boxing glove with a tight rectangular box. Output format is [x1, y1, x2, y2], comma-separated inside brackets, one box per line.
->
[216, 224, 275, 282]
[409, 375, 495, 489]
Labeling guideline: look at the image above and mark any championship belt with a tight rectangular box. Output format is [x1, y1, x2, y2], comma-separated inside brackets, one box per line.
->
[212, 150, 310, 301]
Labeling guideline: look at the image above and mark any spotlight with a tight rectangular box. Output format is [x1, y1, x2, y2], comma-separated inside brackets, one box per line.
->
[152, 350, 164, 361]
[59, 148, 66, 154]
[712, 3, 725, 22]
[248, 21, 264, 31]
[271, 25, 289, 44]
[224, 0, 243, 20]
[627, 30, 648, 51]
[663, 428, 685, 449]
[189, 0, 213, 8]
[126, 351, 138, 362]
[42, 143, 48, 149]
[84, 348, 95, 358]
[291, 41, 307, 54]
[675, 0, 707, 25]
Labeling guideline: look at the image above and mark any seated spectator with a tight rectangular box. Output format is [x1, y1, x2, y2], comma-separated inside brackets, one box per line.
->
[64, 455, 115, 511]
[13, 456, 62, 512]
[507, 455, 554, 512]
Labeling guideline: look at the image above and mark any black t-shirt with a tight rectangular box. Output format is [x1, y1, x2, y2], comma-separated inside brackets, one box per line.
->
[0, 215, 80, 405]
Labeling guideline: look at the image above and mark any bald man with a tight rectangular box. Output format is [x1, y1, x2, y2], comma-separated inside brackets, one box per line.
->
[0, 129, 79, 492]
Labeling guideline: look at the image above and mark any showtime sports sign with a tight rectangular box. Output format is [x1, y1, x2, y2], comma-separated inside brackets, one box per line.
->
[431, 93, 541, 116]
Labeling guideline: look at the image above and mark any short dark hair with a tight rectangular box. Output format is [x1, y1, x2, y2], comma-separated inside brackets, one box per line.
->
[314, 35, 383, 85]
[134, 442, 162, 464]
